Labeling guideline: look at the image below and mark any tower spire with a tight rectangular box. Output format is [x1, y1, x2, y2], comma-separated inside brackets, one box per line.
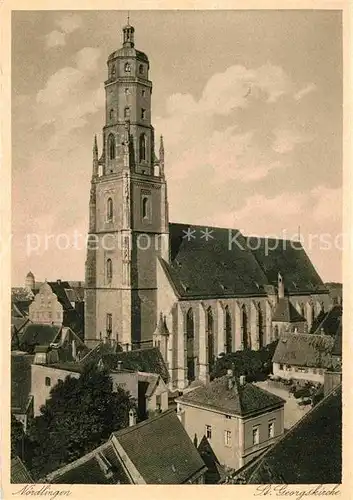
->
[159, 135, 165, 177]
[123, 15, 135, 48]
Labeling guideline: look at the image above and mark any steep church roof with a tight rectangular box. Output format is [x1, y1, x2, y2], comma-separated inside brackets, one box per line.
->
[164, 223, 327, 299]
[272, 298, 306, 323]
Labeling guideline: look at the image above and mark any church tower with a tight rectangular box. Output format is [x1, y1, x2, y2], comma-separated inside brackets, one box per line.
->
[84, 21, 169, 349]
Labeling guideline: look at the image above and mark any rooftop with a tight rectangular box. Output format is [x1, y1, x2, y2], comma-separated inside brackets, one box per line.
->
[272, 333, 335, 368]
[11, 352, 34, 413]
[160, 223, 327, 300]
[247, 385, 342, 484]
[272, 298, 306, 323]
[11, 456, 34, 484]
[177, 375, 285, 417]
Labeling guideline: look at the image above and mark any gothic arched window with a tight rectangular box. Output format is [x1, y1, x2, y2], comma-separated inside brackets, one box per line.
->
[225, 306, 232, 354]
[106, 258, 113, 284]
[108, 134, 115, 160]
[207, 307, 214, 368]
[242, 304, 249, 349]
[258, 303, 264, 349]
[107, 198, 113, 221]
[139, 133, 147, 161]
[186, 308, 195, 382]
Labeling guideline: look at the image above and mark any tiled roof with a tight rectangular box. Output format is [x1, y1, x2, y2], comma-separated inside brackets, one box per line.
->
[102, 347, 169, 382]
[272, 333, 335, 368]
[11, 316, 30, 333]
[112, 409, 207, 483]
[177, 376, 285, 417]
[19, 324, 62, 350]
[165, 223, 269, 298]
[11, 352, 34, 413]
[247, 237, 327, 294]
[163, 223, 327, 299]
[12, 299, 32, 316]
[247, 385, 342, 484]
[272, 298, 306, 323]
[331, 322, 342, 357]
[11, 456, 34, 483]
[312, 305, 342, 336]
[45, 441, 130, 484]
[154, 313, 169, 336]
[79, 342, 119, 366]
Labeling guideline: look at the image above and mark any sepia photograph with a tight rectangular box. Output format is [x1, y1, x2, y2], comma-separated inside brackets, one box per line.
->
[4, 4, 347, 492]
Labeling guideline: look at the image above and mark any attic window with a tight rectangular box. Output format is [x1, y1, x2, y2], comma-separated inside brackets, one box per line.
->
[254, 281, 260, 289]
[220, 284, 228, 291]
[180, 282, 189, 292]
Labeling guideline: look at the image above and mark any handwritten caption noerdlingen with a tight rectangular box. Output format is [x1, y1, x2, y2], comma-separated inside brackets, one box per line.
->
[12, 484, 72, 498]
[254, 484, 341, 500]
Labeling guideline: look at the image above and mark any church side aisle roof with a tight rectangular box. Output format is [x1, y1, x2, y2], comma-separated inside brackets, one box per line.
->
[164, 223, 327, 299]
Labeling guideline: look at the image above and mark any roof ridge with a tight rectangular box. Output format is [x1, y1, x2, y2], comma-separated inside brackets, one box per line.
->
[112, 408, 175, 438]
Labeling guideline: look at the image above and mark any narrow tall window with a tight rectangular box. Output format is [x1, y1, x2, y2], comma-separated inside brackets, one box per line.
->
[106, 258, 112, 284]
[206, 425, 212, 440]
[207, 307, 214, 368]
[142, 196, 150, 219]
[139, 64, 144, 74]
[107, 198, 113, 221]
[252, 426, 260, 445]
[124, 107, 130, 119]
[108, 134, 115, 160]
[139, 133, 147, 161]
[268, 422, 275, 439]
[225, 306, 232, 354]
[45, 377, 51, 387]
[141, 108, 146, 120]
[124, 62, 131, 73]
[109, 109, 114, 120]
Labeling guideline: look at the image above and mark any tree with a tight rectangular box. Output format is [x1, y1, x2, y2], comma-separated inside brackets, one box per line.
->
[210, 341, 279, 382]
[27, 363, 135, 480]
[11, 414, 25, 459]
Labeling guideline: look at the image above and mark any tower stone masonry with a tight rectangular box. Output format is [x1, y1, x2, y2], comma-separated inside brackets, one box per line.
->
[84, 22, 169, 349]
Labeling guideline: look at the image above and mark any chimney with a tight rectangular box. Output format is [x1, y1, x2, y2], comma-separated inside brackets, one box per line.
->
[117, 360, 123, 371]
[239, 375, 246, 386]
[72, 339, 77, 360]
[129, 408, 137, 427]
[227, 369, 234, 390]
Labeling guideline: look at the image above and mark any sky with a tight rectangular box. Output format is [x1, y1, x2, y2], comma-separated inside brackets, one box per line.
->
[11, 9, 343, 285]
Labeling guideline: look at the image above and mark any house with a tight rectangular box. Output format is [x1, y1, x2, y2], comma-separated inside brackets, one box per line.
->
[100, 347, 170, 384]
[31, 344, 168, 419]
[44, 409, 207, 484]
[19, 323, 88, 359]
[11, 351, 34, 432]
[175, 369, 285, 472]
[11, 456, 34, 484]
[272, 333, 335, 384]
[245, 384, 342, 484]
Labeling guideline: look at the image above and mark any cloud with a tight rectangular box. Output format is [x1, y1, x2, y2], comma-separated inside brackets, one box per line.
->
[294, 83, 317, 101]
[55, 14, 82, 34]
[35, 48, 103, 137]
[45, 14, 82, 49]
[272, 128, 312, 154]
[45, 30, 66, 48]
[155, 63, 295, 184]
